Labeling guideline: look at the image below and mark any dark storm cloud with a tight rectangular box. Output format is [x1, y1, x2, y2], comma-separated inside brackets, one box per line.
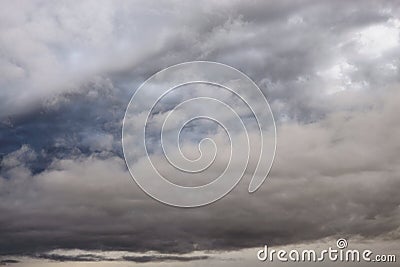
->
[0, 259, 19, 265]
[0, 0, 399, 260]
[0, 77, 124, 173]
[34, 252, 208, 263]
[121, 255, 209, 263]
[2, 0, 399, 161]
[1, 0, 399, 118]
[1, 90, 400, 256]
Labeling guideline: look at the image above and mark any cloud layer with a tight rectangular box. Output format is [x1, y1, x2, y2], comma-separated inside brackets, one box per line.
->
[0, 0, 399, 263]
[1, 89, 399, 256]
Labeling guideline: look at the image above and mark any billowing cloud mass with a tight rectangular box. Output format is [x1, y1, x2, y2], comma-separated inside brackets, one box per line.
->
[0, 0, 399, 265]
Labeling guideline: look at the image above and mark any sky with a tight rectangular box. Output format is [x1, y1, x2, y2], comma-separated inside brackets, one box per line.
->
[0, 0, 399, 266]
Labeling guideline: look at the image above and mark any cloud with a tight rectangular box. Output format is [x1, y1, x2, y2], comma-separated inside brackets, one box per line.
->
[1, 0, 399, 119]
[1, 0, 399, 159]
[1, 88, 399, 255]
[34, 251, 209, 263]
[0, 259, 19, 266]
[0, 0, 399, 261]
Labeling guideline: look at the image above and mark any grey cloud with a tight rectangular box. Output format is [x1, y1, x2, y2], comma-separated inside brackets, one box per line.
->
[121, 255, 209, 263]
[1, 0, 399, 120]
[0, 0, 400, 261]
[34, 252, 208, 263]
[0, 259, 19, 266]
[1, 0, 399, 162]
[0, 88, 399, 255]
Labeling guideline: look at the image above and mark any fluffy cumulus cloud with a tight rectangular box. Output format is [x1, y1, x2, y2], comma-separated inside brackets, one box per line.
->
[0, 0, 400, 265]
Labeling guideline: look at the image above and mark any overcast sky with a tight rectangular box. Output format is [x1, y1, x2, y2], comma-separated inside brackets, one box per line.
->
[0, 0, 399, 266]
